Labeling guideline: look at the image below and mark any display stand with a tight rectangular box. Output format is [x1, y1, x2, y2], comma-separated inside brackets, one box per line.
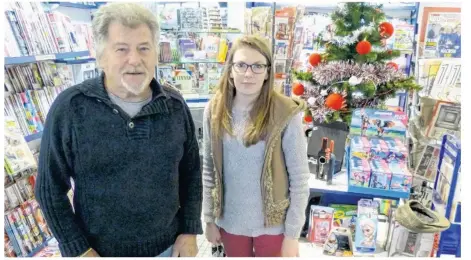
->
[431, 134, 461, 257]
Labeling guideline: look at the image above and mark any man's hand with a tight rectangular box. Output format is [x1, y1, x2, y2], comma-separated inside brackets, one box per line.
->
[281, 236, 299, 257]
[80, 248, 100, 257]
[172, 234, 198, 257]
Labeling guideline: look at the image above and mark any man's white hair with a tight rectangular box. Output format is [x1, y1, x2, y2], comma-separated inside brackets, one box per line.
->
[92, 2, 160, 65]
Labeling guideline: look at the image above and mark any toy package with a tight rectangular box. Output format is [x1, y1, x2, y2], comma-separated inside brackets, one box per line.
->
[370, 138, 389, 153]
[330, 204, 357, 239]
[389, 162, 413, 192]
[350, 136, 371, 152]
[350, 109, 408, 138]
[355, 199, 379, 253]
[374, 198, 398, 216]
[323, 227, 354, 257]
[369, 160, 392, 190]
[348, 109, 410, 196]
[307, 205, 334, 245]
[383, 137, 408, 161]
[349, 157, 371, 187]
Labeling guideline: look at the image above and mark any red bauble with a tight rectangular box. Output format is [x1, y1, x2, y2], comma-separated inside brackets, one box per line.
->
[304, 115, 313, 123]
[292, 82, 305, 96]
[356, 40, 372, 55]
[379, 22, 394, 39]
[387, 62, 399, 71]
[325, 93, 345, 111]
[308, 53, 322, 67]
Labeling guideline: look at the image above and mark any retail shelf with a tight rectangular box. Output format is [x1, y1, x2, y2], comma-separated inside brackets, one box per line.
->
[184, 93, 213, 104]
[309, 171, 349, 195]
[161, 28, 242, 34]
[5, 51, 91, 65]
[299, 238, 389, 257]
[54, 57, 96, 64]
[348, 185, 410, 199]
[309, 170, 408, 199]
[47, 2, 104, 9]
[27, 238, 53, 257]
[25, 132, 43, 143]
[159, 60, 224, 65]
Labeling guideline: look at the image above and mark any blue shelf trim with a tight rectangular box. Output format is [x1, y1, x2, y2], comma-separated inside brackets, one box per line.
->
[310, 186, 406, 200]
[55, 58, 96, 64]
[55, 51, 91, 60]
[5, 51, 91, 65]
[347, 185, 410, 199]
[185, 98, 210, 103]
[25, 132, 43, 142]
[47, 2, 105, 9]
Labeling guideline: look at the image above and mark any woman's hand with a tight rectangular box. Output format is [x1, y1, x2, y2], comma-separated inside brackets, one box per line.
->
[281, 236, 299, 257]
[205, 223, 222, 245]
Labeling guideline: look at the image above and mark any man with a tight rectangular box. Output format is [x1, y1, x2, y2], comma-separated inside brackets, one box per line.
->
[34, 3, 202, 257]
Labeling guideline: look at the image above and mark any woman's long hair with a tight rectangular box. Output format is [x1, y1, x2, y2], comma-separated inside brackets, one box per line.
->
[212, 35, 275, 147]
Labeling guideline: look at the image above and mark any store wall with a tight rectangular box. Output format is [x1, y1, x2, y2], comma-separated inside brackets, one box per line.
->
[227, 1, 246, 32]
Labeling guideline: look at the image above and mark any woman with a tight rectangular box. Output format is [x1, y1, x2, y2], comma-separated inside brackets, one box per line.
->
[202, 35, 310, 257]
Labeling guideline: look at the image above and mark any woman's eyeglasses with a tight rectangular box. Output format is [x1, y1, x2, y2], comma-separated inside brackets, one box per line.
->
[232, 62, 269, 74]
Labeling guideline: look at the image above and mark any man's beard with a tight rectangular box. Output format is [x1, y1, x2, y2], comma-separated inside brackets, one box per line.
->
[121, 69, 150, 95]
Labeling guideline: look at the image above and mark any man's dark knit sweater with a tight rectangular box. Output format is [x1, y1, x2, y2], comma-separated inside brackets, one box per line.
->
[34, 74, 203, 257]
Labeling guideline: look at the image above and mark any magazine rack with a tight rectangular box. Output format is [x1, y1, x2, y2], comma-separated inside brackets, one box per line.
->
[431, 134, 461, 257]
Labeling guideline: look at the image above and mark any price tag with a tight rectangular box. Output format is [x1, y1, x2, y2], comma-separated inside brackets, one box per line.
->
[35, 54, 56, 61]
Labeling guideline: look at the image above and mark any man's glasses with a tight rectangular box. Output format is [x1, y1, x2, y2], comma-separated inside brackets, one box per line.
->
[232, 62, 269, 74]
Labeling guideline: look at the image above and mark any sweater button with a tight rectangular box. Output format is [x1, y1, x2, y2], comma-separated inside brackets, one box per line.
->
[113, 109, 119, 114]
[128, 122, 135, 129]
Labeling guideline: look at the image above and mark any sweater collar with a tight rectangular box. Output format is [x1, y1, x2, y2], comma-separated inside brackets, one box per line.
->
[77, 72, 171, 117]
[77, 72, 169, 102]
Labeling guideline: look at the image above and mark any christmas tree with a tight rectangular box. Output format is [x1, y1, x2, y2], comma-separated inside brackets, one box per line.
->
[293, 3, 421, 124]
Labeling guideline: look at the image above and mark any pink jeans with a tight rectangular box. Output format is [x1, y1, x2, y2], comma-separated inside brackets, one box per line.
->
[220, 228, 284, 257]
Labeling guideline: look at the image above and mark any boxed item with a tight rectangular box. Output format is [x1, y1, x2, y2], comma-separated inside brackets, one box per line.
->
[330, 204, 357, 239]
[370, 138, 389, 153]
[389, 162, 413, 192]
[383, 137, 408, 161]
[349, 157, 371, 187]
[369, 160, 392, 190]
[355, 199, 379, 253]
[308, 205, 334, 245]
[350, 136, 372, 152]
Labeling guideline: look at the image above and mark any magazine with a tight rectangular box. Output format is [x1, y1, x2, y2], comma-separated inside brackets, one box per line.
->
[274, 40, 289, 59]
[4, 117, 37, 177]
[424, 12, 461, 58]
[392, 24, 415, 51]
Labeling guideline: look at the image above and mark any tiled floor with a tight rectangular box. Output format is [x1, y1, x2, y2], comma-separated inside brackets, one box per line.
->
[196, 234, 212, 257]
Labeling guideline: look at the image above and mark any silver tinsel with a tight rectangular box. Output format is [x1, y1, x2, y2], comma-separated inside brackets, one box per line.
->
[301, 83, 333, 123]
[329, 23, 376, 46]
[310, 60, 404, 87]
